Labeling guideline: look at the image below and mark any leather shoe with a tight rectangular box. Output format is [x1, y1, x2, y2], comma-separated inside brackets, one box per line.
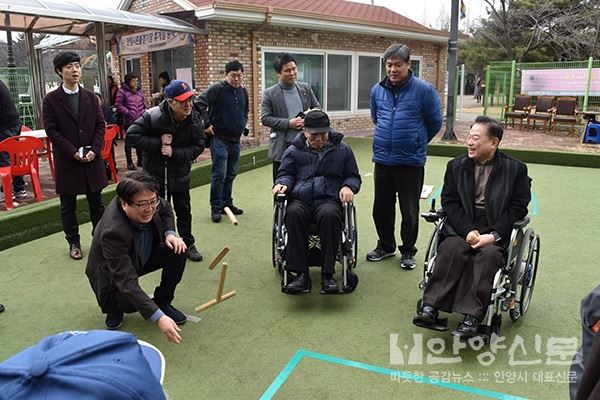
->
[105, 311, 124, 330]
[320, 274, 339, 294]
[126, 163, 136, 170]
[456, 314, 479, 338]
[69, 243, 83, 260]
[414, 303, 438, 325]
[283, 272, 311, 294]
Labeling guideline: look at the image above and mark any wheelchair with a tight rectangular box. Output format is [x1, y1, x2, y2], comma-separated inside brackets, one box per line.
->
[272, 193, 358, 294]
[415, 199, 540, 340]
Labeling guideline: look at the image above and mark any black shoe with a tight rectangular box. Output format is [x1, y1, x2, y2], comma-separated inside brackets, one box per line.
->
[400, 254, 417, 270]
[211, 208, 222, 223]
[159, 303, 187, 325]
[126, 163, 136, 170]
[414, 303, 438, 325]
[455, 314, 479, 338]
[0, 304, 4, 313]
[105, 311, 124, 330]
[221, 205, 244, 215]
[186, 245, 203, 262]
[283, 272, 311, 294]
[366, 246, 396, 262]
[320, 274, 339, 294]
[69, 243, 83, 260]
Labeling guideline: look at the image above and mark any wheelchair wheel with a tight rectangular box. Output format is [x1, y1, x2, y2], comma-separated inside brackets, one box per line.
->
[420, 226, 439, 290]
[272, 201, 286, 275]
[510, 230, 540, 320]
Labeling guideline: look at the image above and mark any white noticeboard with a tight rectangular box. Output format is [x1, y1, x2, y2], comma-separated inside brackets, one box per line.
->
[176, 68, 193, 87]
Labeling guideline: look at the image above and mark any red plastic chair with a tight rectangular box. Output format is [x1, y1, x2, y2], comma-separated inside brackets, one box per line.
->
[0, 136, 44, 209]
[102, 124, 120, 182]
[21, 125, 55, 180]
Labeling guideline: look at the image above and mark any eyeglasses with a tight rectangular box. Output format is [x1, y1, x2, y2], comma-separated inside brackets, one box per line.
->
[131, 198, 160, 210]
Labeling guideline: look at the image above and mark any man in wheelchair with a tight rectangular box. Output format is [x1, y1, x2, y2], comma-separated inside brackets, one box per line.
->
[413, 116, 531, 339]
[272, 109, 361, 294]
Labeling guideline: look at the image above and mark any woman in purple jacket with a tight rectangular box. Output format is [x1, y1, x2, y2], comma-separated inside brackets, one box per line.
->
[116, 72, 146, 170]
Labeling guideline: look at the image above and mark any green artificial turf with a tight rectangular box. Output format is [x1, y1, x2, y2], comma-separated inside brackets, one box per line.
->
[1, 138, 599, 399]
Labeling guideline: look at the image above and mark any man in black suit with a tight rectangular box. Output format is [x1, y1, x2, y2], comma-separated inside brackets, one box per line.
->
[85, 171, 188, 344]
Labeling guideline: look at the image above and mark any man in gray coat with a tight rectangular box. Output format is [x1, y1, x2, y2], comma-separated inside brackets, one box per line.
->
[260, 52, 319, 180]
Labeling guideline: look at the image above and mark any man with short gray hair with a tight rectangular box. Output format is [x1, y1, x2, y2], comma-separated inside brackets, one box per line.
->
[366, 43, 442, 270]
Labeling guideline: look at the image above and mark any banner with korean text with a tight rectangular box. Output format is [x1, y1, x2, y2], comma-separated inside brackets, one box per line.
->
[116, 30, 194, 56]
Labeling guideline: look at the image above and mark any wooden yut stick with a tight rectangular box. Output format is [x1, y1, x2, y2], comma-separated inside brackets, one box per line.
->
[209, 245, 230, 271]
[195, 291, 236, 313]
[216, 263, 227, 301]
[223, 206, 238, 225]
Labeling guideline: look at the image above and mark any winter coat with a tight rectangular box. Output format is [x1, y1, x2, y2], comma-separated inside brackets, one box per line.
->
[115, 83, 146, 126]
[125, 101, 205, 191]
[42, 85, 108, 195]
[370, 72, 442, 167]
[441, 150, 531, 246]
[275, 129, 361, 208]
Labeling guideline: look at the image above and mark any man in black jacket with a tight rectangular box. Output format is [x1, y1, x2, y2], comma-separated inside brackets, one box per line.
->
[126, 80, 205, 262]
[413, 116, 531, 339]
[272, 109, 361, 294]
[194, 60, 248, 223]
[86, 171, 187, 343]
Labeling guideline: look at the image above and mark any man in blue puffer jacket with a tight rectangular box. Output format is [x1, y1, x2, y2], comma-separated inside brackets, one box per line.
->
[273, 109, 361, 294]
[366, 43, 442, 270]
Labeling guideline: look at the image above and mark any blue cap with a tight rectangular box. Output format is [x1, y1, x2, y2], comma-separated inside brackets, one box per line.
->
[0, 330, 166, 400]
[164, 79, 194, 101]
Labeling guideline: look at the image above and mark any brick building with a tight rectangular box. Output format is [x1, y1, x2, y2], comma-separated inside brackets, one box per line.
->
[114, 0, 449, 137]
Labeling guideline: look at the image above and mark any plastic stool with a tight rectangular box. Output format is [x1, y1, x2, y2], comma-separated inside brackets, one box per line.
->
[584, 123, 600, 144]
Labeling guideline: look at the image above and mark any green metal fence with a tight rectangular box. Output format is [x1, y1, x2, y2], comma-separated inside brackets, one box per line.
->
[483, 58, 600, 133]
[0, 67, 35, 129]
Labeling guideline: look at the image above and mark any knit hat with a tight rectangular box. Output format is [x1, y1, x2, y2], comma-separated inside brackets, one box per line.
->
[304, 109, 330, 134]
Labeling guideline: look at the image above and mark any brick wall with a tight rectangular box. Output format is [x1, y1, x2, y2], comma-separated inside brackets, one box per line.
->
[120, 0, 448, 134]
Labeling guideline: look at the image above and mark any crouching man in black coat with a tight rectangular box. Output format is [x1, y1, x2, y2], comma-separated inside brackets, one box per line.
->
[272, 109, 361, 294]
[86, 171, 188, 344]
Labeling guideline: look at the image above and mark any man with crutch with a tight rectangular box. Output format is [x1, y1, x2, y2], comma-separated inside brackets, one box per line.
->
[126, 80, 205, 262]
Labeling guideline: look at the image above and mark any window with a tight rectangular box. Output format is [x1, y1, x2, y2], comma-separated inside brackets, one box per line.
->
[151, 45, 195, 92]
[264, 52, 324, 105]
[327, 55, 351, 111]
[263, 50, 424, 113]
[358, 56, 382, 110]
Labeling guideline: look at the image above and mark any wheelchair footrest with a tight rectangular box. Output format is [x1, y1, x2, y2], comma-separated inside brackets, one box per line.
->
[412, 317, 449, 332]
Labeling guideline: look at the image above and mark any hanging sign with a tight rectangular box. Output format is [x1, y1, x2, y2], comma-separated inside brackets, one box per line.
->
[116, 30, 194, 56]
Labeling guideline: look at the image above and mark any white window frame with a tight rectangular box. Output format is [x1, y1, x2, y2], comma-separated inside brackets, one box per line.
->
[261, 47, 423, 116]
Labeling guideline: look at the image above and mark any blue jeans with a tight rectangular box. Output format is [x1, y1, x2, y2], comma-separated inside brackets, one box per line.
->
[210, 137, 240, 209]
[0, 124, 25, 192]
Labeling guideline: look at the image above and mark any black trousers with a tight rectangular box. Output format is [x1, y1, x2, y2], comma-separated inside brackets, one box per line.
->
[372, 163, 424, 255]
[60, 191, 105, 245]
[160, 187, 195, 247]
[423, 236, 504, 320]
[112, 243, 187, 313]
[285, 200, 342, 274]
[124, 124, 143, 166]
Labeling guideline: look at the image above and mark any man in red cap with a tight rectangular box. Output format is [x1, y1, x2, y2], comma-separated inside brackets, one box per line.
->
[126, 80, 206, 262]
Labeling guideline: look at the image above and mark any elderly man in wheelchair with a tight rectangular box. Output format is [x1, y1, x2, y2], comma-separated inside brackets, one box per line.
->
[413, 116, 537, 340]
[272, 109, 361, 294]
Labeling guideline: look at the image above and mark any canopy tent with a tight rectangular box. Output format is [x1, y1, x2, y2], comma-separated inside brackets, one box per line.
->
[0, 0, 202, 128]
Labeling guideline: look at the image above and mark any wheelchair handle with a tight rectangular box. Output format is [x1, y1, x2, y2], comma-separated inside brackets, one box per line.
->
[274, 193, 287, 203]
